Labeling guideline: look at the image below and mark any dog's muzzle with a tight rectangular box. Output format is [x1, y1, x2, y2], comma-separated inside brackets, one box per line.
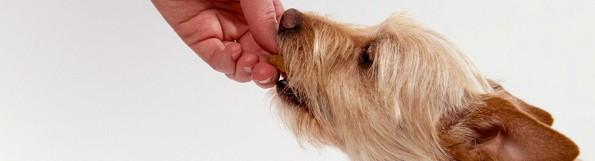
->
[274, 8, 307, 107]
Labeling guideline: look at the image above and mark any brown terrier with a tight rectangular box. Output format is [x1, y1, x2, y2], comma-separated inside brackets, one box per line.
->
[270, 9, 579, 161]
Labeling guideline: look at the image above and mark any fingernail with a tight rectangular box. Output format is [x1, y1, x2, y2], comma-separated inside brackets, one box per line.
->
[258, 78, 272, 84]
[243, 67, 252, 73]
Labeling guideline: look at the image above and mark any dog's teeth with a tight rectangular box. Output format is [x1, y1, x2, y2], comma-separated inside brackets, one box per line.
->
[281, 73, 287, 79]
[277, 79, 288, 87]
[280, 79, 287, 84]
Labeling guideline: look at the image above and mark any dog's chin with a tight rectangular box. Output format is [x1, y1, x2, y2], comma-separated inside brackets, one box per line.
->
[275, 77, 307, 107]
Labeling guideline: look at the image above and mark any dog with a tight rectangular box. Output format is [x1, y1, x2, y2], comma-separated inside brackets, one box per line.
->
[269, 9, 579, 161]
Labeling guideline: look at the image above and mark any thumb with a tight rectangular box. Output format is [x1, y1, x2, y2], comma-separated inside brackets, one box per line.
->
[240, 0, 283, 54]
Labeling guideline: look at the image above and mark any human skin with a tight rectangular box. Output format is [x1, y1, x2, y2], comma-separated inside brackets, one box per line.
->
[152, 0, 284, 88]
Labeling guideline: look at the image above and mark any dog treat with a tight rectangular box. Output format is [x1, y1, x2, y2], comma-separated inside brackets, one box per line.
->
[268, 55, 286, 73]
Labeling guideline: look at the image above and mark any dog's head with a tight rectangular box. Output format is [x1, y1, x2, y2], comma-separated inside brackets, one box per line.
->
[272, 9, 579, 161]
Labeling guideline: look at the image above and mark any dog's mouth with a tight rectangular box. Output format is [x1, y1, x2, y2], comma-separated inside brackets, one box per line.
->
[275, 77, 306, 106]
[270, 54, 306, 106]
[271, 8, 308, 107]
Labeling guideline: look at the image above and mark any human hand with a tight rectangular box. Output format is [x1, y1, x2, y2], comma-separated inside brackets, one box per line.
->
[152, 0, 283, 88]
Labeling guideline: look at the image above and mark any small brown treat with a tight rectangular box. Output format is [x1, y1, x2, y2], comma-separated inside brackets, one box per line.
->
[268, 55, 287, 74]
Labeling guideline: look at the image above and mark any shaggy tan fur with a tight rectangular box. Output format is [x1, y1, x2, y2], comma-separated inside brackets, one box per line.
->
[272, 9, 579, 161]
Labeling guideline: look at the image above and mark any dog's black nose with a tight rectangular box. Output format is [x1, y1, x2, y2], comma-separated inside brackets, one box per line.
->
[279, 8, 302, 33]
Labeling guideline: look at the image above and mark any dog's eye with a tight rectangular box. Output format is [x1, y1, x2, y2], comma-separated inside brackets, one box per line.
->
[358, 45, 374, 69]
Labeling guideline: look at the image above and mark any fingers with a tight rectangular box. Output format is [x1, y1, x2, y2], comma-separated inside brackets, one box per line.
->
[240, 0, 280, 54]
[210, 42, 241, 74]
[252, 62, 279, 88]
[192, 39, 235, 75]
[198, 39, 277, 88]
[229, 51, 259, 82]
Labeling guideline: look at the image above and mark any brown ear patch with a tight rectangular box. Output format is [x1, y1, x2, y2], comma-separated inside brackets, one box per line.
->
[440, 96, 579, 161]
[488, 80, 554, 125]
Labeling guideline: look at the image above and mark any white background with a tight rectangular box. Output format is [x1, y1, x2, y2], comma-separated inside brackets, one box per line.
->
[0, 0, 593, 161]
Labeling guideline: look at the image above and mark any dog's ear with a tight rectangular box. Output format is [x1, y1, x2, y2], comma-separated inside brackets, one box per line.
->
[441, 96, 579, 161]
[488, 80, 554, 126]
